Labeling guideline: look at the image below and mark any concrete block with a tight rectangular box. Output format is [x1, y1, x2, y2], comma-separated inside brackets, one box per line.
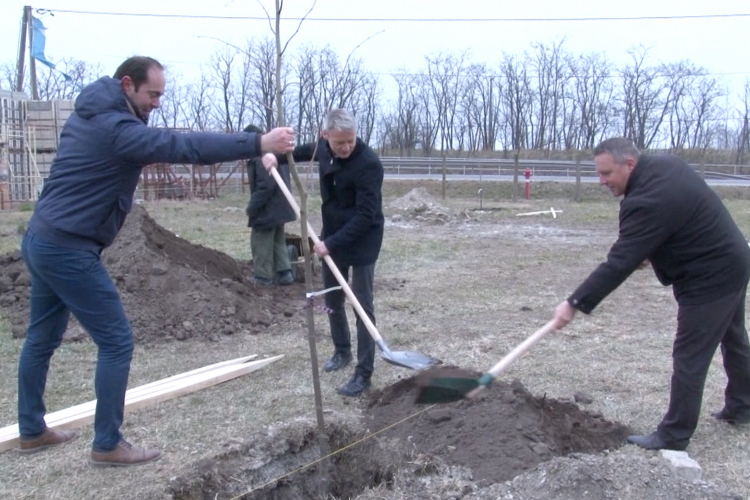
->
[659, 450, 702, 481]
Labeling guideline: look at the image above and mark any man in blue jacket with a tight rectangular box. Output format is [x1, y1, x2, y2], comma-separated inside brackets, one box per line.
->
[262, 108, 384, 397]
[17, 56, 295, 466]
[551, 137, 750, 451]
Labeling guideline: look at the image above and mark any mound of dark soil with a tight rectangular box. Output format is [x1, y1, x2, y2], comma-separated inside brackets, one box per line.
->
[365, 368, 632, 486]
[0, 204, 308, 342]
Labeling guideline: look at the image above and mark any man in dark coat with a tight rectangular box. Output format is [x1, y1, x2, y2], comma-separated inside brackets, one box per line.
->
[551, 137, 750, 450]
[262, 108, 384, 397]
[243, 125, 296, 286]
[17, 56, 295, 466]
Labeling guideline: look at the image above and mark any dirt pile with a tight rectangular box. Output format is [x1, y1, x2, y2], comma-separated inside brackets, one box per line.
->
[0, 204, 306, 342]
[163, 371, 740, 500]
[355, 370, 740, 500]
[388, 187, 453, 224]
[366, 370, 631, 486]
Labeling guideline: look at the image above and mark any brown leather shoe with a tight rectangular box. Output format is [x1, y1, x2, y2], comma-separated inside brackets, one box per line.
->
[90, 439, 162, 467]
[18, 428, 77, 454]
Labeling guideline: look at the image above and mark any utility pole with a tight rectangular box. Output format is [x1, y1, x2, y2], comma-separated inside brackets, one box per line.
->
[26, 6, 39, 100]
[15, 6, 29, 93]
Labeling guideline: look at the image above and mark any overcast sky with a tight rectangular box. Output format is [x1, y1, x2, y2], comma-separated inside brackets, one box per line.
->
[1, 0, 748, 104]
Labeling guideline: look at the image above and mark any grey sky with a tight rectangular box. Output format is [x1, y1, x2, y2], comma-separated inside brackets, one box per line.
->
[1, 0, 748, 104]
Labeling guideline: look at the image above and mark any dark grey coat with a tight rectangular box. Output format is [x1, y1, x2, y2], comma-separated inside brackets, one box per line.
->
[284, 138, 384, 267]
[569, 153, 750, 314]
[245, 158, 296, 230]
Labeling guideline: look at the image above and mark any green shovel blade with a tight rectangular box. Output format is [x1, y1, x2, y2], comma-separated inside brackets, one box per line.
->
[414, 377, 481, 404]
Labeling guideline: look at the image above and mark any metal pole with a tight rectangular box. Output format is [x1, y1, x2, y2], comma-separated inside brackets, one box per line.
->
[575, 152, 582, 202]
[512, 151, 519, 202]
[15, 6, 29, 93]
[441, 154, 446, 200]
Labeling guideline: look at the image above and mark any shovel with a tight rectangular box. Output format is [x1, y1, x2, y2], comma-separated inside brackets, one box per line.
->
[415, 320, 556, 403]
[269, 167, 441, 371]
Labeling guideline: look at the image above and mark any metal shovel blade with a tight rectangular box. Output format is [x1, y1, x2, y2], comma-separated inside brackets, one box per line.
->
[381, 349, 442, 371]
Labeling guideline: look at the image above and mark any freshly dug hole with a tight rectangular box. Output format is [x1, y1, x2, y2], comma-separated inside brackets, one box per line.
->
[168, 417, 400, 500]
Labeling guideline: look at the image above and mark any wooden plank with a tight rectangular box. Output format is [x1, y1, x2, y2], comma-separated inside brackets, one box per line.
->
[0, 355, 283, 452]
[0, 354, 258, 441]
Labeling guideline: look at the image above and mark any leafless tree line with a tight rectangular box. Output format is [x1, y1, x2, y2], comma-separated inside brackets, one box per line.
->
[2, 38, 749, 161]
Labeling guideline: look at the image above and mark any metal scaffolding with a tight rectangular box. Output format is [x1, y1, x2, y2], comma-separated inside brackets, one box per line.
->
[0, 91, 73, 209]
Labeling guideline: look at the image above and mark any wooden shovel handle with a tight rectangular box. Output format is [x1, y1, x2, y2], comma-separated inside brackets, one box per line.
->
[487, 320, 557, 378]
[269, 167, 384, 344]
[467, 320, 557, 398]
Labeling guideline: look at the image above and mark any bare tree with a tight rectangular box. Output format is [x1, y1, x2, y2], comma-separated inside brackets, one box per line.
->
[246, 37, 286, 131]
[1, 62, 17, 91]
[353, 74, 380, 144]
[415, 74, 439, 156]
[619, 46, 672, 149]
[568, 52, 617, 149]
[30, 58, 101, 100]
[207, 48, 240, 132]
[153, 75, 188, 129]
[529, 40, 570, 152]
[292, 45, 376, 144]
[184, 71, 213, 132]
[380, 72, 421, 155]
[459, 63, 500, 152]
[499, 53, 533, 151]
[736, 79, 750, 164]
[424, 51, 469, 151]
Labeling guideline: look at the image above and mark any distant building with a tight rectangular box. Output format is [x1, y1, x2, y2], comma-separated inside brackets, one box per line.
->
[0, 89, 74, 208]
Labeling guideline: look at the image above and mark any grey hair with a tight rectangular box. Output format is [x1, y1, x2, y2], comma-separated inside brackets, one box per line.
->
[593, 137, 640, 164]
[324, 108, 357, 133]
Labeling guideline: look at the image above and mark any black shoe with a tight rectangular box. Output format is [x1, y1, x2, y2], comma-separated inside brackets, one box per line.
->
[337, 373, 371, 397]
[276, 270, 295, 286]
[712, 408, 750, 425]
[626, 432, 687, 451]
[252, 276, 274, 286]
[323, 352, 352, 372]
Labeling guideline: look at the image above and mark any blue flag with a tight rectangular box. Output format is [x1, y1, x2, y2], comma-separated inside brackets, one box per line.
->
[31, 16, 72, 82]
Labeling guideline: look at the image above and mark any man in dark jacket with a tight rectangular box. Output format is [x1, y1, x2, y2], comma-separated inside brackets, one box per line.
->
[17, 56, 295, 466]
[551, 137, 750, 451]
[243, 125, 296, 286]
[262, 108, 384, 397]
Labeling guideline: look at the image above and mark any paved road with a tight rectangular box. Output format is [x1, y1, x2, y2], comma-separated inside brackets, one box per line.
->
[384, 173, 750, 187]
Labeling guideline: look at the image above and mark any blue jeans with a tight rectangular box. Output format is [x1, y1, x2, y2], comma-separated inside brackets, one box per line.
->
[19, 230, 134, 451]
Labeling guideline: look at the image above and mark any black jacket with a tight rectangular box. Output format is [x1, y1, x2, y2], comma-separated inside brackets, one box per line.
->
[286, 138, 384, 267]
[569, 153, 750, 314]
[246, 158, 296, 230]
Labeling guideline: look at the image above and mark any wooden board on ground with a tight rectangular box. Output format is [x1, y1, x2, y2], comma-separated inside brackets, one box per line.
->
[0, 354, 282, 452]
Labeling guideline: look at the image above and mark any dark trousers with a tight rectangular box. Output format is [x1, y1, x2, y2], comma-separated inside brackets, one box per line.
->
[322, 260, 376, 379]
[19, 230, 134, 451]
[250, 225, 291, 280]
[657, 285, 750, 446]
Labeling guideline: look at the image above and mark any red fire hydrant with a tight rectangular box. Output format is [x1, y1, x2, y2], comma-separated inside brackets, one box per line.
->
[524, 167, 532, 200]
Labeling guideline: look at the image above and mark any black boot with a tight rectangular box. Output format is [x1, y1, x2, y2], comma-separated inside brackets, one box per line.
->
[337, 373, 371, 397]
[626, 432, 687, 451]
[712, 407, 750, 425]
[276, 270, 294, 286]
[323, 352, 352, 372]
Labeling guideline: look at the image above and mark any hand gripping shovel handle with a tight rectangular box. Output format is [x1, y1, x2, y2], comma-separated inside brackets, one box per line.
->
[269, 167, 386, 347]
[467, 320, 557, 399]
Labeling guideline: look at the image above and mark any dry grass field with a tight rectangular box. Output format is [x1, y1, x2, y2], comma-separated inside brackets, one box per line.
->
[0, 180, 749, 499]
